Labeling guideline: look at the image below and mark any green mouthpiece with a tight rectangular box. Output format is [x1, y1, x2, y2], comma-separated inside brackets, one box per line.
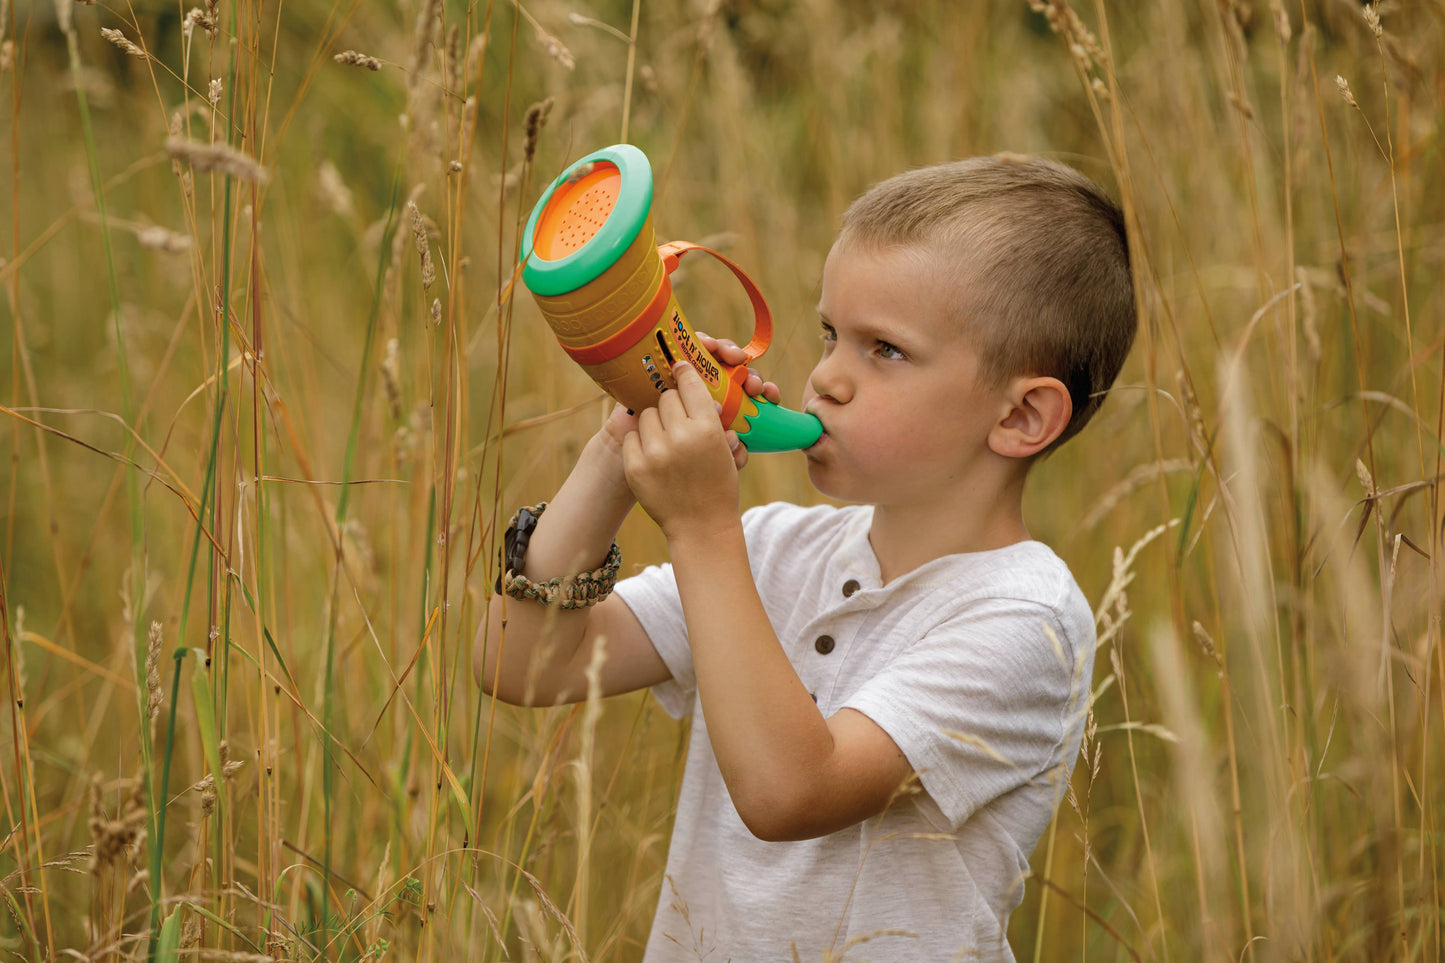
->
[736, 399, 824, 454]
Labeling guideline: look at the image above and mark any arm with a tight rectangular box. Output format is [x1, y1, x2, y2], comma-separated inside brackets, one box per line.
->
[474, 407, 671, 706]
[623, 363, 914, 841]
[475, 334, 779, 707]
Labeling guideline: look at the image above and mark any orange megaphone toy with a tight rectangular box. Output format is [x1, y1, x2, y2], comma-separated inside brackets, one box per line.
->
[521, 145, 822, 453]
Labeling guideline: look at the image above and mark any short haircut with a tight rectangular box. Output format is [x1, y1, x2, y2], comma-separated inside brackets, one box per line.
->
[838, 153, 1136, 452]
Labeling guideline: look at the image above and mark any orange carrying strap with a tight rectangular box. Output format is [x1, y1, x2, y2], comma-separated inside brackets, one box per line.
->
[656, 241, 774, 372]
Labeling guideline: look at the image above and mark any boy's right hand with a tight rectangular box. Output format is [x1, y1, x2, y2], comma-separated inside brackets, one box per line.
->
[598, 331, 778, 474]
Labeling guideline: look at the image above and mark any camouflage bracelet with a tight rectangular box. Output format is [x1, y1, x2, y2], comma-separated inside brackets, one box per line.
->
[498, 502, 622, 609]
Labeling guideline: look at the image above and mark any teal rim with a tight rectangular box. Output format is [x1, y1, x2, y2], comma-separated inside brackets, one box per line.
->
[522, 144, 654, 297]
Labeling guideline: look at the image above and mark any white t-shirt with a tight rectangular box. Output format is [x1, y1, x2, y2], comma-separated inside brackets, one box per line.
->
[614, 502, 1095, 963]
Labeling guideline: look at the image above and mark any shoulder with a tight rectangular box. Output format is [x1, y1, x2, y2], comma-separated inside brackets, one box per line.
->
[912, 540, 1085, 617]
[901, 541, 1093, 668]
[740, 502, 869, 552]
[741, 500, 861, 532]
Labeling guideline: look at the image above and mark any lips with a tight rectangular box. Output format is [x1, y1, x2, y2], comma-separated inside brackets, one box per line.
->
[804, 410, 829, 452]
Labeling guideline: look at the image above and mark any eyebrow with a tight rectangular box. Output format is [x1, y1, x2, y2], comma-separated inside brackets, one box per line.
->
[816, 309, 923, 351]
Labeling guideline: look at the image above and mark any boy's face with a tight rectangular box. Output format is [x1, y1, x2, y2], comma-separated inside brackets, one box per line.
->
[801, 241, 1013, 510]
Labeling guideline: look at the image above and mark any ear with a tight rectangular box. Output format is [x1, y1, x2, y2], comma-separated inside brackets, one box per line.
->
[988, 376, 1072, 459]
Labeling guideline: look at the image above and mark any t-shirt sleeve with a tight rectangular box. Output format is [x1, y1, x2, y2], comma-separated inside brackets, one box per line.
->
[612, 561, 695, 718]
[609, 505, 783, 719]
[840, 598, 1088, 830]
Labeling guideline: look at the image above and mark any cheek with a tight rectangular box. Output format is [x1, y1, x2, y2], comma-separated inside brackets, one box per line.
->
[831, 404, 895, 452]
[870, 398, 945, 455]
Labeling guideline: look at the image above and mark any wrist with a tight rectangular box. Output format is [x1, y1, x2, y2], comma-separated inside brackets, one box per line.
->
[578, 431, 638, 512]
[663, 512, 745, 555]
[498, 502, 623, 609]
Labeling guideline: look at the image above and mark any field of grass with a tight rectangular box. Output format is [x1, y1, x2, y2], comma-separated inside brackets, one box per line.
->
[2, 0, 1442, 958]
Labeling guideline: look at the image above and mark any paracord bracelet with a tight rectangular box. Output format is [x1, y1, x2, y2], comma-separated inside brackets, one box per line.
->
[497, 502, 622, 609]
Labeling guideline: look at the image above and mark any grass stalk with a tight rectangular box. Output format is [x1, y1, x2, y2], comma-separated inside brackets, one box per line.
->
[619, 0, 641, 144]
[58, 3, 145, 955]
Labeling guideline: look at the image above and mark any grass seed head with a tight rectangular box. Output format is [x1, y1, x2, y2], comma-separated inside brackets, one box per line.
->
[1363, 4, 1382, 38]
[523, 97, 554, 163]
[407, 200, 436, 289]
[408, 0, 442, 91]
[88, 777, 148, 873]
[381, 338, 402, 420]
[195, 745, 244, 818]
[335, 49, 382, 71]
[144, 621, 163, 723]
[166, 136, 270, 183]
[1191, 621, 1223, 672]
[317, 160, 355, 219]
[1335, 74, 1358, 107]
[465, 32, 488, 87]
[184, 8, 216, 40]
[1269, 0, 1292, 43]
[533, 22, 575, 70]
[1354, 458, 1375, 497]
[100, 27, 147, 58]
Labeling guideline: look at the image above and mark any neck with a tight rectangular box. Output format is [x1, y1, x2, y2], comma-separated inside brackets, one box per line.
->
[867, 467, 1031, 584]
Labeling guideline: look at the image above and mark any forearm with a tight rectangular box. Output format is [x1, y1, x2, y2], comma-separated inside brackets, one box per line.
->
[667, 522, 841, 834]
[620, 361, 909, 837]
[477, 431, 636, 704]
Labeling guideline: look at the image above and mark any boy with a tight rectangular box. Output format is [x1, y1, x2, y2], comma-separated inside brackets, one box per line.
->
[476, 153, 1136, 961]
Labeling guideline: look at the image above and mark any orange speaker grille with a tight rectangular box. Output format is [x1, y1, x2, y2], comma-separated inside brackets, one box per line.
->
[534, 164, 621, 259]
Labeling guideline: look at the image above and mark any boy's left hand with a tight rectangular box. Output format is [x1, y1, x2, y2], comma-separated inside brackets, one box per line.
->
[622, 361, 742, 540]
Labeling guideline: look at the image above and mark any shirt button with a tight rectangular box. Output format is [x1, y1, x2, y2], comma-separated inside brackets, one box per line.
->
[814, 634, 836, 655]
[842, 579, 861, 597]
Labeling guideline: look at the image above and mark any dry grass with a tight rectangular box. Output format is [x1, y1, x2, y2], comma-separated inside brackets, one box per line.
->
[1, 0, 1442, 959]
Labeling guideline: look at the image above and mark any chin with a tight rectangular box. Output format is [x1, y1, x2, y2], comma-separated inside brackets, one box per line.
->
[804, 463, 868, 505]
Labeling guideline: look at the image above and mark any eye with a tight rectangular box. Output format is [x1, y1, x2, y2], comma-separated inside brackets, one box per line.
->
[819, 321, 836, 343]
[876, 341, 906, 361]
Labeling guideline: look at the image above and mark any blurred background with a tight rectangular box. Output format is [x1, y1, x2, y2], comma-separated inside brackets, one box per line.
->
[1, 0, 1442, 959]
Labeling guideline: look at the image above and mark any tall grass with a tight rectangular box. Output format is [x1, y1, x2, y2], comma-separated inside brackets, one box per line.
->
[1, 0, 1441, 959]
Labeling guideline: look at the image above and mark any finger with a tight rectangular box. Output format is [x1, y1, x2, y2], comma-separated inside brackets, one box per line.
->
[635, 403, 665, 442]
[672, 361, 720, 421]
[606, 402, 639, 431]
[741, 371, 781, 404]
[655, 376, 688, 430]
[620, 427, 643, 477]
[697, 330, 746, 365]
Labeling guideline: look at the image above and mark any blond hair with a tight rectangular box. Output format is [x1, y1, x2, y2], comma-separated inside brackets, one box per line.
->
[839, 153, 1136, 452]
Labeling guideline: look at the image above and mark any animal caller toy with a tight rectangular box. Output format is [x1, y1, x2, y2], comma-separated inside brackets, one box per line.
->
[521, 144, 823, 453]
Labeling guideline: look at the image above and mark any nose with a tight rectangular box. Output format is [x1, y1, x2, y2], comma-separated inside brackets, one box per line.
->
[806, 346, 851, 405]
